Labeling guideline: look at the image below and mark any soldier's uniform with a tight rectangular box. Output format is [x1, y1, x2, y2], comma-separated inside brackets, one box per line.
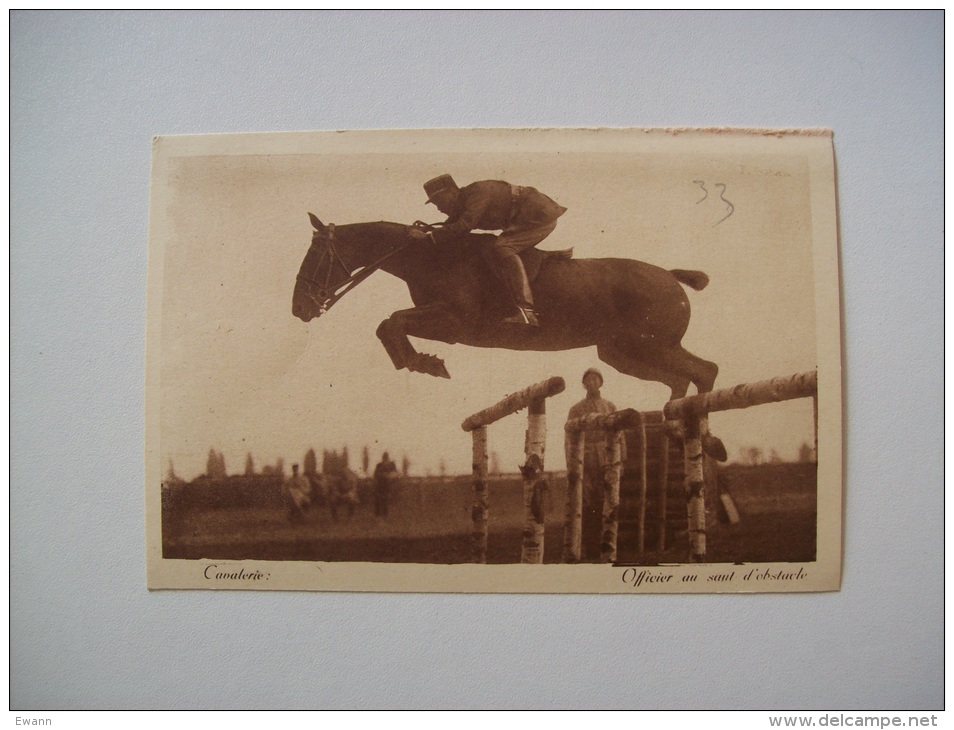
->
[422, 175, 566, 326]
[282, 467, 312, 522]
[566, 369, 626, 560]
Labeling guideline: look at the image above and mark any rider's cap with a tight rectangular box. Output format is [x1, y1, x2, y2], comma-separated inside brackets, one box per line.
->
[424, 174, 459, 204]
[582, 368, 604, 385]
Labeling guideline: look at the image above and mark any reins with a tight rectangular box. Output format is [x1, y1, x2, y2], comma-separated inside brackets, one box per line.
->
[297, 222, 437, 314]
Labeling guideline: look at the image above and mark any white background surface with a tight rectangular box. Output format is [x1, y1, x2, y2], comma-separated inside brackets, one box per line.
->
[11, 11, 943, 709]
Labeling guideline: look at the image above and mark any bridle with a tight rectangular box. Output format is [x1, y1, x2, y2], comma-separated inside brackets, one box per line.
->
[296, 223, 418, 316]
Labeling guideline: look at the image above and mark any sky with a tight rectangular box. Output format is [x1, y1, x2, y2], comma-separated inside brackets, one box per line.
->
[152, 129, 831, 480]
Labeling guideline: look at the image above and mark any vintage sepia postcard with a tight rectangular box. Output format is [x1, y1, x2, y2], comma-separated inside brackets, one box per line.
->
[145, 128, 842, 593]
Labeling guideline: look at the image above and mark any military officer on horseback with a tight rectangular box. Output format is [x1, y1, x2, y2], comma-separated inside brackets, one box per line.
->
[408, 174, 567, 327]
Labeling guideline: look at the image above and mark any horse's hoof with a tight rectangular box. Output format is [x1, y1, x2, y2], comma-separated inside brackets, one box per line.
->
[408, 353, 451, 379]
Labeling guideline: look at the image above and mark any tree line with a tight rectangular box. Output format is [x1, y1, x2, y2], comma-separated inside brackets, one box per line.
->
[737, 441, 816, 466]
[166, 446, 413, 484]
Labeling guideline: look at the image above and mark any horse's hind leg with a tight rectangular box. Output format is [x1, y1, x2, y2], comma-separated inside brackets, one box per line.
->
[600, 340, 725, 459]
[597, 341, 692, 400]
[598, 340, 718, 398]
[647, 343, 718, 396]
[660, 346, 726, 459]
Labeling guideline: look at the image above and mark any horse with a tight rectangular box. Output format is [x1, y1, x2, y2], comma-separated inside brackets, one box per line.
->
[292, 215, 719, 400]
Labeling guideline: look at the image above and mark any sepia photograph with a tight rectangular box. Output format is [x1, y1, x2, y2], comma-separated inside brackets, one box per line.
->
[14, 9, 940, 711]
[13, 9, 944, 713]
[145, 127, 841, 593]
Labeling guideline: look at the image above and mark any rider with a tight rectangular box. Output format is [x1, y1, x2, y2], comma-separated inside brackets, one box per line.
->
[407, 174, 567, 327]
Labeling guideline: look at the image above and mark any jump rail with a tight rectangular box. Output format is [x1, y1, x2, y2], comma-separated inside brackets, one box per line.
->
[662, 370, 818, 420]
[461, 376, 566, 432]
[662, 370, 819, 562]
[462, 376, 566, 563]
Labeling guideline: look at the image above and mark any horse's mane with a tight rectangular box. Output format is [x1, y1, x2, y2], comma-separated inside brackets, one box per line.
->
[341, 220, 492, 243]
[338, 221, 419, 249]
[341, 221, 408, 238]
[339, 220, 493, 263]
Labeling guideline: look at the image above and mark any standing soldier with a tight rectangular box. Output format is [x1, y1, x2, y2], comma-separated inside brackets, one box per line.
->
[566, 369, 626, 561]
[329, 467, 359, 522]
[373, 452, 399, 518]
[282, 463, 312, 523]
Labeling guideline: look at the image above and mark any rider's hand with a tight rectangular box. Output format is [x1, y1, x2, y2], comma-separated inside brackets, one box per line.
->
[408, 228, 431, 243]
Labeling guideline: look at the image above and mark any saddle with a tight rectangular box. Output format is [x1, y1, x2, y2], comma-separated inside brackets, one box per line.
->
[473, 242, 573, 325]
[422, 228, 573, 322]
[417, 224, 572, 283]
[460, 231, 572, 283]
[520, 247, 573, 283]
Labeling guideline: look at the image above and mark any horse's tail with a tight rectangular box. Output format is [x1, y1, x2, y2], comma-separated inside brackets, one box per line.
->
[670, 269, 710, 291]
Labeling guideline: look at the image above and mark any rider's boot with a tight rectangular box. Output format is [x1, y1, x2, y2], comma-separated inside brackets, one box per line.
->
[497, 254, 540, 327]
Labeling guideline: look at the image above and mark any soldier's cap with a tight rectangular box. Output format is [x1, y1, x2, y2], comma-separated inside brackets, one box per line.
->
[582, 368, 603, 385]
[424, 174, 459, 204]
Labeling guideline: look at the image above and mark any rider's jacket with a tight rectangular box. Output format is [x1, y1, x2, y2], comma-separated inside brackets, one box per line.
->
[431, 180, 566, 246]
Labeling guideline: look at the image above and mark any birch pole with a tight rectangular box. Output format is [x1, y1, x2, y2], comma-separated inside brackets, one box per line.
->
[630, 412, 647, 556]
[521, 398, 547, 564]
[471, 426, 489, 563]
[684, 411, 707, 562]
[663, 371, 818, 420]
[562, 428, 585, 563]
[600, 428, 622, 563]
[462, 377, 565, 565]
[461, 377, 565, 431]
[565, 409, 641, 564]
[656, 427, 670, 552]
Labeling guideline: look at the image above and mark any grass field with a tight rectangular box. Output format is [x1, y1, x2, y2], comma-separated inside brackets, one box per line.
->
[162, 462, 816, 564]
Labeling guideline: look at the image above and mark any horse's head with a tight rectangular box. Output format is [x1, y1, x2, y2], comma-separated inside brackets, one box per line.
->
[293, 216, 417, 322]
[292, 214, 352, 322]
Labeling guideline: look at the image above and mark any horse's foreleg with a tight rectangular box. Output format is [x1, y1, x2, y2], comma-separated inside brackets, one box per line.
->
[376, 304, 466, 379]
[376, 318, 416, 372]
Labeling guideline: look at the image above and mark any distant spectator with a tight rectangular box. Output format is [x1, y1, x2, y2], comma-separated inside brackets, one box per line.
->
[282, 463, 312, 522]
[329, 467, 359, 521]
[373, 452, 399, 517]
[306, 471, 327, 507]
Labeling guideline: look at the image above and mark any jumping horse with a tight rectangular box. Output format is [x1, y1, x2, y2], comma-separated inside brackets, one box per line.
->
[292, 215, 719, 401]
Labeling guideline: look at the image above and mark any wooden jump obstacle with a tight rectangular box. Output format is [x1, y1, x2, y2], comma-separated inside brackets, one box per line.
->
[564, 408, 644, 564]
[461, 376, 566, 563]
[659, 369, 819, 561]
[564, 409, 683, 563]
[565, 370, 818, 564]
[460, 370, 817, 565]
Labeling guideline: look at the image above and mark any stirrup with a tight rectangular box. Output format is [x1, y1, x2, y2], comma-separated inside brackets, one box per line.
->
[503, 307, 539, 327]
